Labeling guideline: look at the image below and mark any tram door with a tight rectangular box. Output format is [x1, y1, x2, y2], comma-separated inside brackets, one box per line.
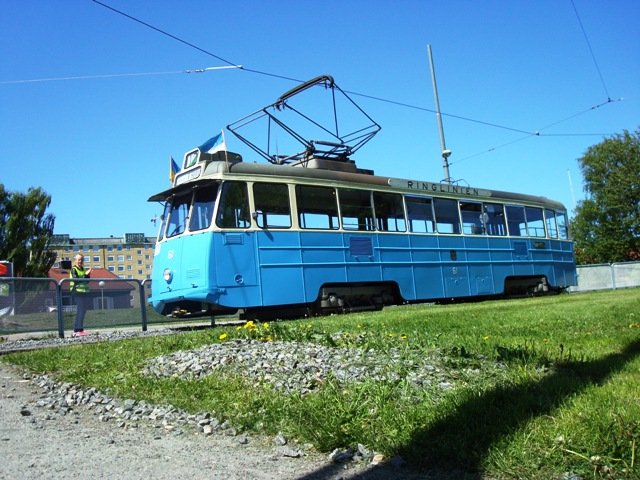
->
[213, 182, 257, 303]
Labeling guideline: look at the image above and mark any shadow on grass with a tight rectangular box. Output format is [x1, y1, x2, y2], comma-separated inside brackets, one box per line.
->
[297, 339, 640, 480]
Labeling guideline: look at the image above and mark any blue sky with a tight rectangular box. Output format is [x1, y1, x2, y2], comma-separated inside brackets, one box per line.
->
[1, 0, 638, 238]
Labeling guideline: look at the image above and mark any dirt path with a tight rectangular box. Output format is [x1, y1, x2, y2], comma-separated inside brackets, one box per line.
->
[1, 362, 391, 480]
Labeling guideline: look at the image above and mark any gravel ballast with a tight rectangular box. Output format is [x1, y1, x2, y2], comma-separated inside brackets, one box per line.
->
[0, 328, 493, 479]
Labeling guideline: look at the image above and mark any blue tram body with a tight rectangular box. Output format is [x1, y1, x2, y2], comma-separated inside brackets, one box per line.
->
[149, 152, 577, 319]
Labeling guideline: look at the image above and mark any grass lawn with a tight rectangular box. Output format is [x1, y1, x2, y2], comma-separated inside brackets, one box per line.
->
[3, 288, 639, 479]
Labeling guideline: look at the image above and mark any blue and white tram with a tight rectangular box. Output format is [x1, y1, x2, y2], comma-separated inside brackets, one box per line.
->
[148, 149, 577, 319]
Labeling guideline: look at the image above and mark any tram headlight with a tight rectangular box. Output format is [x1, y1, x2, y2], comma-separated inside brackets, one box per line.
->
[163, 268, 173, 284]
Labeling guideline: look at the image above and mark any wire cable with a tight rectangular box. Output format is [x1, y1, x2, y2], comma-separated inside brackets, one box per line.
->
[570, 0, 611, 100]
[0, 65, 241, 85]
[89, 0, 619, 146]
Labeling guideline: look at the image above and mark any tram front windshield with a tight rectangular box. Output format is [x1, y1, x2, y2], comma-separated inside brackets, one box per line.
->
[159, 183, 220, 240]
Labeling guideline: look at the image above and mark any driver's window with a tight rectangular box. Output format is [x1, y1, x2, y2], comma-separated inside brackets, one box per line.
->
[166, 193, 191, 238]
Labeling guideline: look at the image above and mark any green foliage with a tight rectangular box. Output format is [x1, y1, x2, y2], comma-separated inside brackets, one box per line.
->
[572, 128, 640, 264]
[0, 184, 56, 277]
[3, 289, 639, 479]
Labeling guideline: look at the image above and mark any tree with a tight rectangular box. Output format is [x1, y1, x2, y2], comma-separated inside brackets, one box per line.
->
[571, 128, 640, 264]
[0, 184, 56, 277]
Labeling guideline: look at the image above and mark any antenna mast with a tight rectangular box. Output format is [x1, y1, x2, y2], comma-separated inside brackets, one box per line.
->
[427, 44, 452, 183]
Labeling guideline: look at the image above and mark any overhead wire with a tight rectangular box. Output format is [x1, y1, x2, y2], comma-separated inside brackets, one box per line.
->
[453, 0, 620, 164]
[92, 0, 616, 141]
[0, 65, 241, 85]
[570, 0, 611, 101]
[10, 0, 598, 152]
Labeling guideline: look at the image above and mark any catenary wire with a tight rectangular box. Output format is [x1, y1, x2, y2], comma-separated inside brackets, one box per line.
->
[0, 66, 241, 85]
[88, 0, 619, 145]
[570, 0, 611, 101]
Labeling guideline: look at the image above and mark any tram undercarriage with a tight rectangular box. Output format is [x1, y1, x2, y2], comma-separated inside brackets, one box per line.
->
[164, 275, 562, 322]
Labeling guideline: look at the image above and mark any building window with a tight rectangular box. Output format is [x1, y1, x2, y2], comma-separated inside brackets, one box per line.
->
[93, 256, 100, 262]
[107, 255, 114, 262]
[108, 266, 115, 272]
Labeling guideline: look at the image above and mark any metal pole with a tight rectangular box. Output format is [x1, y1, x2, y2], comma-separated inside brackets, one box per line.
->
[427, 44, 452, 183]
[138, 281, 148, 331]
[56, 280, 65, 338]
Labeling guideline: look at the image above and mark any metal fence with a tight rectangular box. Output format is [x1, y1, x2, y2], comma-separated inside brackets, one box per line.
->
[0, 277, 170, 338]
[2, 263, 638, 337]
[570, 262, 640, 292]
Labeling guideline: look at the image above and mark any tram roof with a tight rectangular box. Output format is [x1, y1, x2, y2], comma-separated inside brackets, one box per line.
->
[149, 152, 566, 211]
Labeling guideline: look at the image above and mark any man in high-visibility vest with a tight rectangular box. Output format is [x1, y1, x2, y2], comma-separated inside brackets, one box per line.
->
[70, 254, 92, 337]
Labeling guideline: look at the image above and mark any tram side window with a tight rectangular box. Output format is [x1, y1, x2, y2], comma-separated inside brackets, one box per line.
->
[545, 209, 558, 238]
[296, 185, 339, 230]
[484, 203, 507, 236]
[189, 184, 219, 231]
[505, 205, 526, 236]
[339, 189, 375, 231]
[406, 196, 435, 233]
[556, 211, 569, 239]
[216, 181, 250, 229]
[166, 193, 191, 238]
[253, 183, 291, 228]
[433, 198, 460, 234]
[460, 201, 484, 235]
[373, 192, 406, 232]
[525, 207, 546, 237]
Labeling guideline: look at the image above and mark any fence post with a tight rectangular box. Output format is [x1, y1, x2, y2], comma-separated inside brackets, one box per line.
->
[138, 281, 148, 332]
[56, 280, 65, 338]
[610, 263, 617, 290]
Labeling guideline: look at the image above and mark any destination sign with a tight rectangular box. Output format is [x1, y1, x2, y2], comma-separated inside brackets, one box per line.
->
[387, 178, 491, 198]
[175, 166, 202, 186]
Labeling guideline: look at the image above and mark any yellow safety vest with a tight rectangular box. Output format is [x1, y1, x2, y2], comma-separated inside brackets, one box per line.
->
[70, 266, 90, 293]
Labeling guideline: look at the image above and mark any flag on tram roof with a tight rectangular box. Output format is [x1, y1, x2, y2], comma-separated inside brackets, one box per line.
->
[199, 130, 226, 154]
[169, 156, 180, 183]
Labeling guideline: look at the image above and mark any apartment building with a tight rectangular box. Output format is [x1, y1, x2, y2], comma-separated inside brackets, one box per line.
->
[49, 233, 155, 281]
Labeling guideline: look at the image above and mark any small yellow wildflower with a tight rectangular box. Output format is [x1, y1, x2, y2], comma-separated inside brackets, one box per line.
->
[218, 333, 229, 341]
[482, 335, 490, 341]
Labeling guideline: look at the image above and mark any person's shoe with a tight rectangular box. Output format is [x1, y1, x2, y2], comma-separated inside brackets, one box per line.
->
[72, 330, 88, 337]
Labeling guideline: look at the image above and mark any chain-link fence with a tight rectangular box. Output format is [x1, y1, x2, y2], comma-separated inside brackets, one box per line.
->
[570, 262, 640, 292]
[0, 277, 172, 337]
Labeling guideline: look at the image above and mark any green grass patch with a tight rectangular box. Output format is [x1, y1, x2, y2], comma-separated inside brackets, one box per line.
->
[3, 289, 639, 479]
